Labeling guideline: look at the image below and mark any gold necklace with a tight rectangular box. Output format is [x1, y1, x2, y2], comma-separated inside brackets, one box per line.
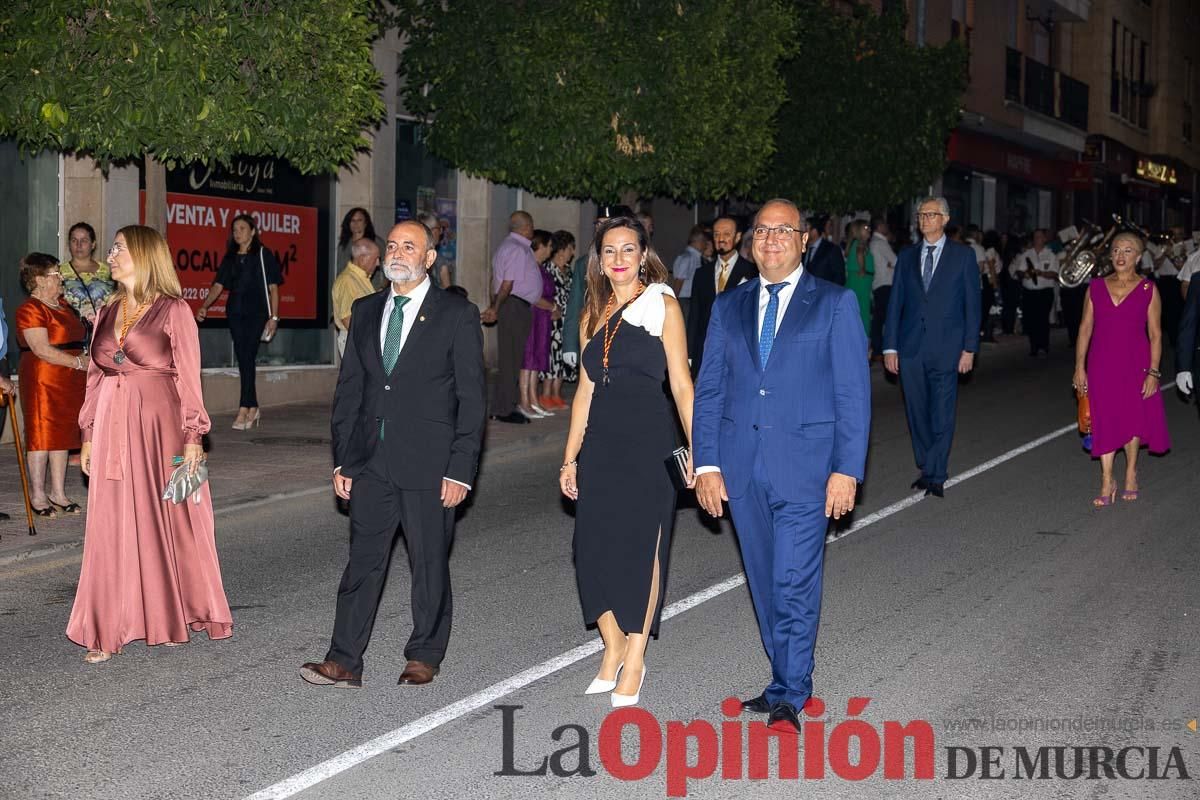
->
[113, 296, 153, 364]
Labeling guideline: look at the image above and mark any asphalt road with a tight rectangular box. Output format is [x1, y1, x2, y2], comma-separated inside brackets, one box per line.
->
[2, 333, 1198, 800]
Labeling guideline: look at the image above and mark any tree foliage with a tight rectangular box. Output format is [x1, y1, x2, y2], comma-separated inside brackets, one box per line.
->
[399, 0, 795, 203]
[759, 1, 967, 211]
[0, 0, 386, 173]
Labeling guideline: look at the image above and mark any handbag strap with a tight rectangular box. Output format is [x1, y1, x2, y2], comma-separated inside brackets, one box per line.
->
[260, 248, 271, 311]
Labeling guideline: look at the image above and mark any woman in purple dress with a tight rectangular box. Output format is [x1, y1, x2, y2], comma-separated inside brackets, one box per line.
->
[1073, 232, 1170, 506]
[520, 229, 556, 416]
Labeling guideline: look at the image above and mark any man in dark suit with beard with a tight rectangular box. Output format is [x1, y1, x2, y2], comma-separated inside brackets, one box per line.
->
[302, 219, 486, 689]
[687, 215, 757, 375]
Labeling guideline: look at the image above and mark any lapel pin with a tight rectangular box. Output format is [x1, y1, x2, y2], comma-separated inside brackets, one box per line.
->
[419, 315, 426, 322]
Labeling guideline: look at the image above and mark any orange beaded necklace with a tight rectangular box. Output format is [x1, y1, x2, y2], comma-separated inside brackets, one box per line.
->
[113, 296, 152, 364]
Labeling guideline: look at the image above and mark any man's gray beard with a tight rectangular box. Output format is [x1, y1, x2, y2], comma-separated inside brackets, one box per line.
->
[384, 262, 419, 283]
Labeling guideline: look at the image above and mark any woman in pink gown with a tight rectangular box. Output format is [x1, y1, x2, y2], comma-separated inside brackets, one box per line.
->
[67, 225, 233, 663]
[1073, 231, 1170, 507]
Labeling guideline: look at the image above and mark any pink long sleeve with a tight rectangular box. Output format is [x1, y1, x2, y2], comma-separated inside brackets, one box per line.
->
[165, 298, 211, 443]
[78, 331, 107, 443]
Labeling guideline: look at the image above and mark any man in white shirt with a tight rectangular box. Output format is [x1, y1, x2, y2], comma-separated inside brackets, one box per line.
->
[1014, 229, 1059, 357]
[671, 225, 707, 320]
[1151, 226, 1187, 347]
[868, 219, 898, 357]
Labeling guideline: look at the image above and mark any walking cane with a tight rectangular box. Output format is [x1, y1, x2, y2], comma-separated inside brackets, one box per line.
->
[1, 392, 36, 539]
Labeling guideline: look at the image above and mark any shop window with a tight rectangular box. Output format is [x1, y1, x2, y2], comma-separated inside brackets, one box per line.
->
[395, 119, 458, 282]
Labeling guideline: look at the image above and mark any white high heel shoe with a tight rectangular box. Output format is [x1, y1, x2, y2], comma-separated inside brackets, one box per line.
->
[585, 663, 623, 695]
[610, 667, 647, 707]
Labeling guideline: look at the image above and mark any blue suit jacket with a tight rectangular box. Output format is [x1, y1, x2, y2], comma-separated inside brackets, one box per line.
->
[882, 238, 981, 370]
[693, 270, 871, 503]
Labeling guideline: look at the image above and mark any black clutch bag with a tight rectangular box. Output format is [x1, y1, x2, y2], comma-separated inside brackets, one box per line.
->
[665, 446, 691, 492]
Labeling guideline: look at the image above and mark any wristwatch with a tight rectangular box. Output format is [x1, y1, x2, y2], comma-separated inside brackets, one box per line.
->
[270, 315, 280, 321]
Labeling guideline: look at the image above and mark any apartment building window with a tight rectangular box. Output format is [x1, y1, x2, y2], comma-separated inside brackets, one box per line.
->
[1110, 20, 1148, 129]
[1007, 0, 1019, 49]
[1110, 20, 1119, 114]
[1186, 58, 1194, 143]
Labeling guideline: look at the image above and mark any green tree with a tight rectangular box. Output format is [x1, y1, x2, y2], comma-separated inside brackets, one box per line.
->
[759, 1, 966, 211]
[0, 0, 385, 227]
[398, 0, 795, 203]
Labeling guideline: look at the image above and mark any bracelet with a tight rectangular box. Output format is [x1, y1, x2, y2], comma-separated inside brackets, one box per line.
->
[559, 461, 578, 472]
[74, 356, 83, 370]
[1146, 368, 1162, 378]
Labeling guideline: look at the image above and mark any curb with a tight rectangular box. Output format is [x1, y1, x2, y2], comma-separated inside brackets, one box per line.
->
[0, 424, 562, 568]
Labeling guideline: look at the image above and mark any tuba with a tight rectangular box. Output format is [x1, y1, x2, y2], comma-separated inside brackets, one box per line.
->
[1057, 214, 1141, 288]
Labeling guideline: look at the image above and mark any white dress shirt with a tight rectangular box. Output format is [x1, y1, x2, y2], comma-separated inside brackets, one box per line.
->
[1179, 248, 1200, 284]
[714, 252, 746, 292]
[335, 276, 469, 490]
[697, 264, 804, 476]
[672, 246, 703, 299]
[869, 232, 897, 289]
[380, 275, 431, 354]
[1015, 247, 1058, 290]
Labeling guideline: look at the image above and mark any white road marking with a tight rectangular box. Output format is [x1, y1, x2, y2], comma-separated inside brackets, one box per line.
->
[244, 379, 1178, 799]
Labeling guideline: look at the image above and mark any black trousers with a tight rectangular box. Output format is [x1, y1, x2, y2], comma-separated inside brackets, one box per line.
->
[870, 285, 891, 354]
[493, 296, 531, 415]
[980, 281, 995, 340]
[327, 459, 455, 674]
[1000, 281, 1020, 334]
[1022, 288, 1054, 354]
[1060, 284, 1088, 348]
[1158, 276, 1183, 348]
[228, 314, 265, 408]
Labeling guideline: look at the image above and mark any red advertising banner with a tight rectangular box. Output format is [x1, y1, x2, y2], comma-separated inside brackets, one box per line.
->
[140, 191, 318, 320]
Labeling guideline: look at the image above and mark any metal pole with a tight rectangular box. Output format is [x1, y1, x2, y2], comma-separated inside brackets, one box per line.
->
[3, 394, 36, 538]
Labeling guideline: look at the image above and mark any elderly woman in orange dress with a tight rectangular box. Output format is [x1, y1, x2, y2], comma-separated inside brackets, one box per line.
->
[67, 225, 233, 663]
[14, 253, 90, 517]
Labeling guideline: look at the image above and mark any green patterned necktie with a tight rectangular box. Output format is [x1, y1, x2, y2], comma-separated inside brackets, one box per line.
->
[383, 294, 410, 373]
[379, 294, 410, 440]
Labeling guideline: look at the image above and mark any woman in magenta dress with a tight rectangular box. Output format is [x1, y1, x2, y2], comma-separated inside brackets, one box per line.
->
[1073, 231, 1170, 507]
[68, 225, 232, 663]
[520, 229, 556, 416]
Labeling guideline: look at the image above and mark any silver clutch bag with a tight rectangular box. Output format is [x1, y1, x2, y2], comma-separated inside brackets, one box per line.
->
[162, 458, 209, 505]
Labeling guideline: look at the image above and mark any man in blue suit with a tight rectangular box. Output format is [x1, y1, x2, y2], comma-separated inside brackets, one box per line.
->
[882, 197, 980, 497]
[694, 199, 871, 732]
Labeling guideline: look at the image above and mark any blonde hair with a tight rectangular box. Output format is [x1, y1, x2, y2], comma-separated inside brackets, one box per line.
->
[112, 225, 182, 304]
[1111, 231, 1145, 255]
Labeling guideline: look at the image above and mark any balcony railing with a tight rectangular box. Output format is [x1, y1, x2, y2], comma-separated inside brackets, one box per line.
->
[1004, 47, 1090, 132]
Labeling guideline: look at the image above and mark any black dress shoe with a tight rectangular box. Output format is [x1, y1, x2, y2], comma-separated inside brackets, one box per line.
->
[925, 483, 944, 498]
[490, 412, 530, 424]
[741, 693, 771, 714]
[767, 702, 801, 733]
[910, 476, 928, 491]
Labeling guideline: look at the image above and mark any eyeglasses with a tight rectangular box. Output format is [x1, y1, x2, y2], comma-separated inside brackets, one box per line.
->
[916, 212, 947, 220]
[751, 225, 802, 240]
[1111, 247, 1138, 258]
[45, 271, 63, 278]
[107, 242, 126, 258]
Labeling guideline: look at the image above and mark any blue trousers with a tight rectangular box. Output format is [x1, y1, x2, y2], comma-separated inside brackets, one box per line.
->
[728, 454, 828, 709]
[899, 349, 959, 484]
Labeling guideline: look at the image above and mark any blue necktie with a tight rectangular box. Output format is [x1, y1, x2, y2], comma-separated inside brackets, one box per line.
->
[759, 282, 788, 369]
[922, 245, 935, 291]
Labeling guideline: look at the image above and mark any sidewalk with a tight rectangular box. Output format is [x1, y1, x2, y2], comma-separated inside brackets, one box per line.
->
[0, 399, 570, 565]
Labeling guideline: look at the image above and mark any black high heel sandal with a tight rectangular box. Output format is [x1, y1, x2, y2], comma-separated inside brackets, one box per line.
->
[49, 500, 81, 515]
[31, 505, 57, 518]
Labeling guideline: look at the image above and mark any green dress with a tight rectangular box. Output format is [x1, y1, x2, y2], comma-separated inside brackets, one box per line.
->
[845, 240, 874, 336]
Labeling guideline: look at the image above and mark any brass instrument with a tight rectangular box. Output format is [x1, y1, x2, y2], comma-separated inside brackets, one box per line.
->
[1057, 214, 1145, 288]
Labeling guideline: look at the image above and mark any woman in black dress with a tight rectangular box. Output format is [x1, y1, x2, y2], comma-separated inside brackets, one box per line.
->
[195, 213, 283, 429]
[559, 215, 694, 707]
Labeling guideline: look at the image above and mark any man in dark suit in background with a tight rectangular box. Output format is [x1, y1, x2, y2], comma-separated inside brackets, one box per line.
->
[302, 220, 486, 689]
[687, 215, 757, 374]
[883, 197, 981, 498]
[802, 213, 846, 285]
[1177, 276, 1198, 398]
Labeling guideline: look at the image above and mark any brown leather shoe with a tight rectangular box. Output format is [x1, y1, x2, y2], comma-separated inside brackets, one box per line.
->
[300, 659, 362, 688]
[397, 660, 439, 686]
